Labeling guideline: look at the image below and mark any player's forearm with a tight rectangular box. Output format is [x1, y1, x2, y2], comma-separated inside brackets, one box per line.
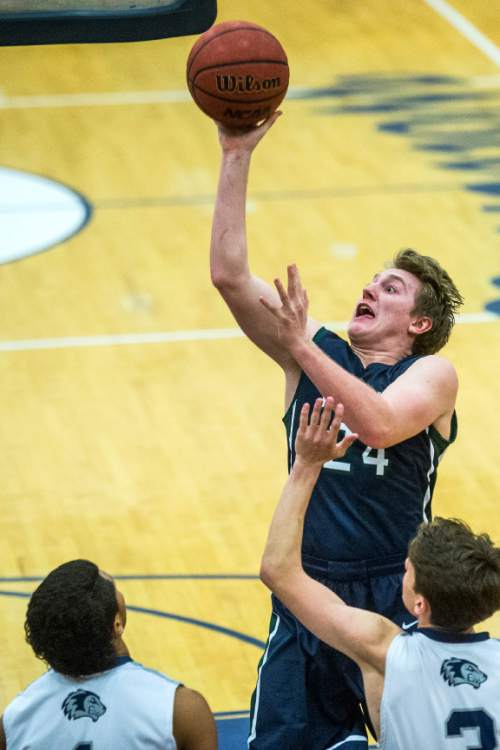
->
[260, 459, 321, 591]
[210, 150, 252, 287]
[290, 340, 395, 447]
[261, 459, 349, 622]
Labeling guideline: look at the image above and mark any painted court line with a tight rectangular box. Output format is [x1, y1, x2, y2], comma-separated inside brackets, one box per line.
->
[1, 75, 499, 111]
[0, 312, 496, 352]
[424, 0, 500, 67]
[0, 86, 312, 111]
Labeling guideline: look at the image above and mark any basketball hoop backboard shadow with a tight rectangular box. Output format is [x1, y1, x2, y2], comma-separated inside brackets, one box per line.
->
[0, 0, 217, 45]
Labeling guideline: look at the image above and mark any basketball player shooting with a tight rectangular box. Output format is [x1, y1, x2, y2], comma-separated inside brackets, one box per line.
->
[210, 111, 464, 749]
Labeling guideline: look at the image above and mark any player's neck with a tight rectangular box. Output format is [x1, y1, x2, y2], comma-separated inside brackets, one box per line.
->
[419, 614, 475, 635]
[350, 341, 413, 367]
[113, 638, 130, 658]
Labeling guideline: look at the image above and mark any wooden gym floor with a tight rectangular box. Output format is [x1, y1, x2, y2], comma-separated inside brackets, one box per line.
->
[0, 1, 499, 746]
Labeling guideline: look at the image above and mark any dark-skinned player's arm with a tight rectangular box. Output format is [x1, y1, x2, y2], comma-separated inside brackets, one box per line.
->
[173, 686, 217, 750]
[260, 265, 458, 448]
[210, 115, 320, 373]
[260, 397, 401, 672]
[0, 716, 5, 750]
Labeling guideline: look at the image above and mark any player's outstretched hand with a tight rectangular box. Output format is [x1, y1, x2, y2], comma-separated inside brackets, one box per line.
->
[217, 110, 282, 153]
[295, 398, 358, 467]
[259, 264, 308, 353]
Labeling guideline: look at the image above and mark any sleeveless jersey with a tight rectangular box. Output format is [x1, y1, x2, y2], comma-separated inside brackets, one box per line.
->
[380, 629, 500, 750]
[284, 327, 457, 561]
[3, 656, 179, 750]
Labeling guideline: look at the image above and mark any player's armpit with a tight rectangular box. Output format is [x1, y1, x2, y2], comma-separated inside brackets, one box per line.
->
[275, 570, 400, 673]
[173, 686, 218, 750]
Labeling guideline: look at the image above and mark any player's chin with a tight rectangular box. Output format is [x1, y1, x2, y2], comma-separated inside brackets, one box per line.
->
[348, 321, 378, 346]
[347, 318, 371, 336]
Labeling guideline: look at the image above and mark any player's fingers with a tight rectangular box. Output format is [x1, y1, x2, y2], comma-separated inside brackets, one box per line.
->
[287, 264, 297, 297]
[298, 402, 310, 435]
[328, 402, 344, 435]
[336, 433, 358, 456]
[319, 396, 335, 429]
[287, 263, 303, 298]
[263, 110, 282, 130]
[274, 277, 290, 307]
[310, 397, 324, 426]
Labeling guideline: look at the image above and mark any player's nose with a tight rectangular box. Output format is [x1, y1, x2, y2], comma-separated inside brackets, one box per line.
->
[362, 283, 376, 300]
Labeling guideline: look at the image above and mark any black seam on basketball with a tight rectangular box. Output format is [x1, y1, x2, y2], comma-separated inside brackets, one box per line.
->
[187, 27, 283, 75]
[187, 27, 286, 77]
[192, 82, 286, 106]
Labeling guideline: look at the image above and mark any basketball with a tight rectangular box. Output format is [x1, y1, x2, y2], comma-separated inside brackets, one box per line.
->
[186, 20, 289, 129]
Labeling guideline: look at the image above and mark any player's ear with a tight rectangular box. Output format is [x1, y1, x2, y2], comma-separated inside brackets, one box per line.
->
[113, 612, 125, 637]
[413, 593, 430, 619]
[409, 316, 432, 337]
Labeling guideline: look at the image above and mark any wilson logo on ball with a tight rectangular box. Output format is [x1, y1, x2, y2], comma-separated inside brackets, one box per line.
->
[216, 74, 281, 94]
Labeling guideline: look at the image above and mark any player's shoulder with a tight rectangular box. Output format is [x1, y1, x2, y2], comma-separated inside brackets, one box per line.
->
[174, 685, 210, 712]
[406, 353, 458, 386]
[406, 351, 455, 370]
[173, 686, 217, 749]
[2, 670, 55, 728]
[122, 659, 179, 687]
[7, 668, 53, 702]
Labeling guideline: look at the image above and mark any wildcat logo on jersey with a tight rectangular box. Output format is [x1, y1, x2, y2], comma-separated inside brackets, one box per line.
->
[441, 658, 488, 689]
[62, 689, 107, 722]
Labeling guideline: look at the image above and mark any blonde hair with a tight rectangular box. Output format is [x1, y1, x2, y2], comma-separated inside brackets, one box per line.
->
[391, 249, 463, 354]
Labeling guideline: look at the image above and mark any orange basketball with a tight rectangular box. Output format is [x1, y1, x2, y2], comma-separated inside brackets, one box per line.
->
[186, 20, 289, 129]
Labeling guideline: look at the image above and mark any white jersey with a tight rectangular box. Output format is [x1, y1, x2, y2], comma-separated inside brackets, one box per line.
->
[3, 656, 179, 750]
[380, 628, 500, 750]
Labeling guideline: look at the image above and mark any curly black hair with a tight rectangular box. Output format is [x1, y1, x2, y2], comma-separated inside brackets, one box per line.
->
[25, 559, 119, 677]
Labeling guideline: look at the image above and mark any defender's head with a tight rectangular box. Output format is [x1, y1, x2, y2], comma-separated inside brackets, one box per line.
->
[25, 559, 126, 677]
[403, 518, 500, 631]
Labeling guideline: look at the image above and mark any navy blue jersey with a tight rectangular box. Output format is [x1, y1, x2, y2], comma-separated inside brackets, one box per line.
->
[284, 327, 457, 562]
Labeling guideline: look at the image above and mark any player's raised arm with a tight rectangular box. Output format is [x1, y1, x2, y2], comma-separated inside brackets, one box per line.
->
[210, 117, 320, 371]
[260, 398, 399, 671]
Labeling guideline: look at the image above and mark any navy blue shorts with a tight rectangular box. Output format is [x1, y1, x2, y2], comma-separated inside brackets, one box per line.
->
[248, 553, 412, 750]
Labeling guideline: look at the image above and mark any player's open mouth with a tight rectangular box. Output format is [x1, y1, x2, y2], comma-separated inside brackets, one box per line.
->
[355, 303, 375, 318]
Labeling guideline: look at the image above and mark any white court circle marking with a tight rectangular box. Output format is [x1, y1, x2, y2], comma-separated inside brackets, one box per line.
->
[0, 167, 90, 264]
